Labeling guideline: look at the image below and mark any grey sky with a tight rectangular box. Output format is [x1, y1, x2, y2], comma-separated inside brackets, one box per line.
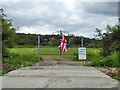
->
[1, 0, 118, 38]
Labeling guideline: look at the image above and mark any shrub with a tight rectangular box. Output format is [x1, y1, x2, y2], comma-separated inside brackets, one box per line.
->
[23, 62, 32, 67]
[91, 51, 119, 67]
[2, 54, 43, 75]
[73, 50, 99, 61]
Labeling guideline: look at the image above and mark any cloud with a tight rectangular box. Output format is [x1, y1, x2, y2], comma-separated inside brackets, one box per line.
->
[1, 1, 118, 38]
[80, 2, 118, 16]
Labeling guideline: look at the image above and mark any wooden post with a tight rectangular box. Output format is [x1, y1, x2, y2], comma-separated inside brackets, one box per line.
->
[38, 36, 40, 59]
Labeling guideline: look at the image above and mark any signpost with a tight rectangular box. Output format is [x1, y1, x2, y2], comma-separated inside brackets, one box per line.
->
[78, 36, 86, 60]
[78, 47, 86, 60]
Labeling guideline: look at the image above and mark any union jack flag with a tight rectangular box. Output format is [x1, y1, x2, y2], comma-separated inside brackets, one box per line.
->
[58, 33, 68, 52]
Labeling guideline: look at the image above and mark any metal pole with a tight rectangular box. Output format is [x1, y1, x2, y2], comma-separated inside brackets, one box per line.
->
[38, 36, 40, 59]
[81, 36, 83, 47]
[118, 1, 120, 26]
[60, 30, 62, 56]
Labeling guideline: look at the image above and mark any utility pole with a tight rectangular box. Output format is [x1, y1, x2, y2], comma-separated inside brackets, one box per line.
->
[38, 36, 40, 59]
[81, 36, 83, 47]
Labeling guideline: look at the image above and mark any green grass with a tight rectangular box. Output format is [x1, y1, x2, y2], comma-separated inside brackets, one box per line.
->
[9, 47, 78, 56]
[0, 60, 2, 64]
[57, 59, 62, 61]
[9, 47, 100, 62]
[8, 47, 119, 67]
[2, 53, 43, 75]
[9, 47, 99, 60]
[90, 51, 119, 68]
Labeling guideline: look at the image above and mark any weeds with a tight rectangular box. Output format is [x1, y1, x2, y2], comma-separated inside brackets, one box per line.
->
[2, 54, 43, 75]
[57, 59, 62, 61]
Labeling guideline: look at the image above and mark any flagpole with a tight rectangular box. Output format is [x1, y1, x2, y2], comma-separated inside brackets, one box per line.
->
[60, 30, 62, 56]
[38, 36, 40, 59]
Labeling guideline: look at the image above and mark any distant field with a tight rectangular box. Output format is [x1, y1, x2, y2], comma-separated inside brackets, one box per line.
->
[9, 47, 77, 55]
[9, 47, 99, 60]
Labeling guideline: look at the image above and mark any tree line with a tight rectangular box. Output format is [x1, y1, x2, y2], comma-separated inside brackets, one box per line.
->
[14, 33, 101, 48]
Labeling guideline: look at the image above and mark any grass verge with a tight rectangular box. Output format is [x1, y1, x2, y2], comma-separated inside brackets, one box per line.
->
[2, 53, 43, 75]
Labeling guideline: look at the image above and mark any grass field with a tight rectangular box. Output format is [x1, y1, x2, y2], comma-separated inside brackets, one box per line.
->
[9, 47, 100, 60]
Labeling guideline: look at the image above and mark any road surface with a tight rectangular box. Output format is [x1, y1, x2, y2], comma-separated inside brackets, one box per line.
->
[2, 66, 118, 88]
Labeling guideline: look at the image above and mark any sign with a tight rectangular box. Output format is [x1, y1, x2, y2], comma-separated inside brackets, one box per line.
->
[78, 47, 86, 60]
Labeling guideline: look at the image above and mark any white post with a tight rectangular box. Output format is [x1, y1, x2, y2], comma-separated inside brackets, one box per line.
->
[38, 36, 40, 59]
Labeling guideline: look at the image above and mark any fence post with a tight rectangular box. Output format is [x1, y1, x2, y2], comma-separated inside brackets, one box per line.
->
[81, 36, 83, 47]
[38, 36, 40, 59]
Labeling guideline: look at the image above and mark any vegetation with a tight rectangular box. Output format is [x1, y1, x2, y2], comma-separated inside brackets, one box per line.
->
[95, 25, 120, 57]
[1, 9, 17, 58]
[90, 51, 119, 68]
[14, 33, 101, 48]
[2, 53, 42, 75]
[91, 25, 120, 68]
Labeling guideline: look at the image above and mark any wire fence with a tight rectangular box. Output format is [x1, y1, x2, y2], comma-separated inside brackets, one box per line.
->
[39, 46, 78, 55]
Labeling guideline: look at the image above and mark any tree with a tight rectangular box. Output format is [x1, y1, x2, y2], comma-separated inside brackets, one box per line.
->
[95, 25, 120, 57]
[0, 9, 17, 57]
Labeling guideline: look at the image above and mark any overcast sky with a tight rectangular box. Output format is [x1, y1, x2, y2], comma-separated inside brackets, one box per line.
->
[1, 0, 119, 38]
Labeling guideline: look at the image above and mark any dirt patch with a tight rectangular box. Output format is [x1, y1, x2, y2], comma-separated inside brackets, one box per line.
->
[96, 67, 120, 80]
[34, 56, 120, 81]
[34, 56, 92, 66]
[1, 64, 16, 71]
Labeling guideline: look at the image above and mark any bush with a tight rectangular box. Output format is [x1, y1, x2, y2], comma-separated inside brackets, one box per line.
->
[2, 54, 43, 75]
[73, 50, 99, 61]
[2, 48, 10, 58]
[23, 62, 32, 67]
[91, 51, 119, 67]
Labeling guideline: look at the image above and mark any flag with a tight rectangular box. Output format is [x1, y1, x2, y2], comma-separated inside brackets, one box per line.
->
[58, 33, 68, 52]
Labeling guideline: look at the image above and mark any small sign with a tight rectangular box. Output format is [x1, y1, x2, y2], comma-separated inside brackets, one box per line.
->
[78, 47, 86, 60]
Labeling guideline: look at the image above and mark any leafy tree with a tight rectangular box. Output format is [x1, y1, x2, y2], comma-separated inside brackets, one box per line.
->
[95, 25, 120, 57]
[0, 9, 17, 57]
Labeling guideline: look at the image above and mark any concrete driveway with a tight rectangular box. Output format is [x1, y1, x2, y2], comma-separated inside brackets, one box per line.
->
[2, 66, 118, 88]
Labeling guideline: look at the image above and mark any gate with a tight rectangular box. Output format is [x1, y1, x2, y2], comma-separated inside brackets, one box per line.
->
[37, 30, 84, 59]
[39, 46, 78, 55]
